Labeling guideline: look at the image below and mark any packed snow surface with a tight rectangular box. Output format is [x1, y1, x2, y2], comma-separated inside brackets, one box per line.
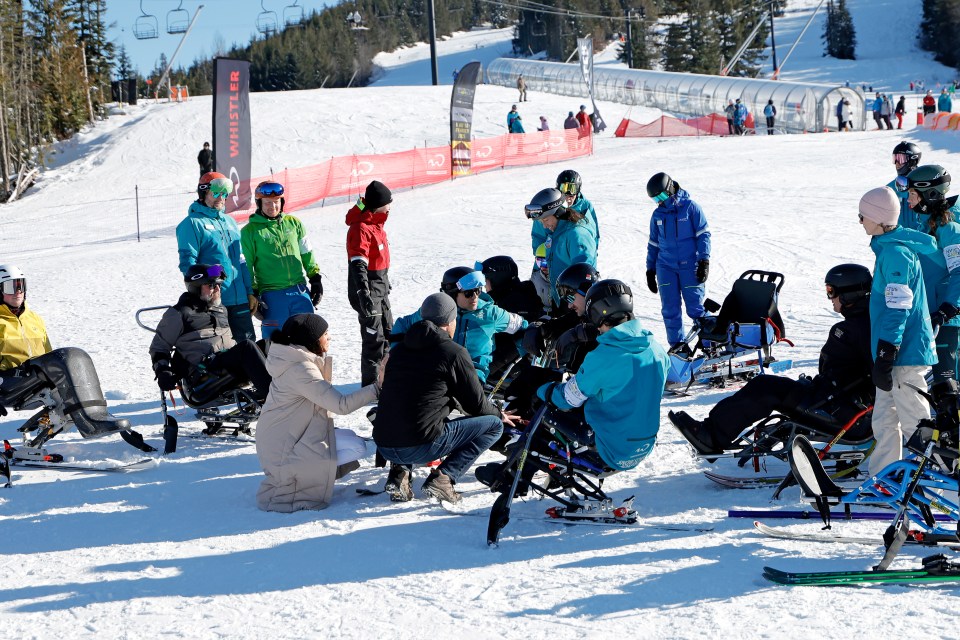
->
[3, 2, 960, 638]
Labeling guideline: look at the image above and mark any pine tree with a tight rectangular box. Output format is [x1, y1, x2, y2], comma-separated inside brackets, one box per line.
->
[822, 0, 835, 57]
[833, 0, 856, 59]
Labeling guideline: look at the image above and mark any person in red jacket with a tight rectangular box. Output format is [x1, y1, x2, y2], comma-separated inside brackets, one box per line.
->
[346, 180, 394, 386]
[575, 104, 590, 138]
[923, 90, 937, 115]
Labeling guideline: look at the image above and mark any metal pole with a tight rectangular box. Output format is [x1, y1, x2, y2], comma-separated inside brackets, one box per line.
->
[769, 6, 778, 74]
[427, 0, 439, 85]
[135, 185, 141, 242]
[772, 0, 827, 80]
[625, 10, 633, 68]
[156, 6, 205, 97]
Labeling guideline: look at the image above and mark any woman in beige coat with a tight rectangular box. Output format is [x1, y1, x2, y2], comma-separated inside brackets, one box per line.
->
[256, 314, 381, 512]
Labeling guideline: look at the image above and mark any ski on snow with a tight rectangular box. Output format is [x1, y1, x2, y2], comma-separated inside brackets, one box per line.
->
[730, 509, 953, 522]
[753, 521, 960, 548]
[9, 457, 157, 473]
[763, 554, 960, 586]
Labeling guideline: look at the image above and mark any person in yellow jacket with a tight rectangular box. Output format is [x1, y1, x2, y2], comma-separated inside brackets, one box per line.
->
[0, 265, 130, 440]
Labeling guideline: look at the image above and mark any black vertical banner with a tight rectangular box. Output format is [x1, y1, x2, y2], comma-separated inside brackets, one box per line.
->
[212, 58, 252, 213]
[450, 61, 482, 177]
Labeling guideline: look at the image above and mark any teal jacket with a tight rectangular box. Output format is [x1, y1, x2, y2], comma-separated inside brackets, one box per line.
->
[890, 177, 921, 232]
[869, 227, 938, 366]
[391, 294, 527, 382]
[531, 193, 600, 253]
[546, 219, 598, 306]
[539, 318, 669, 470]
[176, 202, 253, 307]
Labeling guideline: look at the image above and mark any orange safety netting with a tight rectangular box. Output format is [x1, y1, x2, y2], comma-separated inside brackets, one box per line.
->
[615, 113, 741, 137]
[924, 112, 960, 131]
[232, 128, 592, 222]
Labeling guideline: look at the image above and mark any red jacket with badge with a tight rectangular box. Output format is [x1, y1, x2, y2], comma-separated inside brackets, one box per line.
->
[345, 199, 391, 315]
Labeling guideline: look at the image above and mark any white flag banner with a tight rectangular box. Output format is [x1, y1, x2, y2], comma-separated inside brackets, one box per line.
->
[576, 37, 606, 134]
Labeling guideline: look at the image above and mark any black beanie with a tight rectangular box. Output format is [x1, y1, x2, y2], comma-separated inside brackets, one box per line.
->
[278, 313, 329, 349]
[364, 180, 393, 211]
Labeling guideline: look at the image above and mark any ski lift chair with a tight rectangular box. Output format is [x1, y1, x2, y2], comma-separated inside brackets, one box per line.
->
[257, 0, 280, 36]
[284, 0, 304, 27]
[166, 0, 189, 35]
[134, 0, 159, 40]
[667, 270, 794, 392]
[135, 307, 262, 454]
[530, 14, 547, 37]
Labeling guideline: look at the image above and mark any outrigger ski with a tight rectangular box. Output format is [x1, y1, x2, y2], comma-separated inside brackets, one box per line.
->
[729, 508, 953, 522]
[9, 457, 156, 473]
[764, 554, 960, 586]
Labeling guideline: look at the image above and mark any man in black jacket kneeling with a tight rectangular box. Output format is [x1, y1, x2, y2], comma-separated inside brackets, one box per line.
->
[374, 292, 518, 504]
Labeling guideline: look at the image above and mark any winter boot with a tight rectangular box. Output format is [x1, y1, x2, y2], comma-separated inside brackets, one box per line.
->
[422, 469, 461, 504]
[385, 464, 413, 502]
[31, 347, 130, 438]
[668, 410, 722, 456]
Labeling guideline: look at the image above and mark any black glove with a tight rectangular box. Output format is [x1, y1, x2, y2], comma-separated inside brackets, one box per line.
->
[646, 269, 658, 294]
[522, 323, 546, 357]
[253, 292, 267, 321]
[309, 273, 324, 307]
[156, 367, 179, 392]
[931, 302, 959, 335]
[872, 339, 899, 393]
[555, 324, 600, 370]
[696, 259, 710, 284]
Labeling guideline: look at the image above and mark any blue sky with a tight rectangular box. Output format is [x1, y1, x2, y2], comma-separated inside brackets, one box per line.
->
[106, 0, 334, 74]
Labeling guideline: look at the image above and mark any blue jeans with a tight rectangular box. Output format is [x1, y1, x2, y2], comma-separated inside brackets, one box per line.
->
[377, 415, 504, 483]
[261, 284, 314, 340]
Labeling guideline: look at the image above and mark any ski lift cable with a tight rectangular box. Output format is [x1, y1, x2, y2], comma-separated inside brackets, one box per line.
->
[474, 0, 635, 22]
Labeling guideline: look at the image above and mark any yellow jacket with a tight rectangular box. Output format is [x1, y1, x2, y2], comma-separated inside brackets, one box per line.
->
[0, 303, 51, 371]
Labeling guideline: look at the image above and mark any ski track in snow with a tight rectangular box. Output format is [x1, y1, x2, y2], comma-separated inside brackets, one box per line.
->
[5, 3, 960, 638]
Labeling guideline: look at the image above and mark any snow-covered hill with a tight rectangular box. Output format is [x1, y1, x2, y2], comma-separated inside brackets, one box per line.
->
[3, 2, 960, 638]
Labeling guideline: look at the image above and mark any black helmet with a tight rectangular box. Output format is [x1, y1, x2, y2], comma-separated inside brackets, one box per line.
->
[584, 279, 633, 327]
[185, 263, 226, 296]
[524, 188, 567, 220]
[892, 141, 922, 177]
[646, 172, 679, 200]
[441, 265, 483, 297]
[556, 169, 582, 197]
[477, 256, 519, 292]
[557, 263, 599, 304]
[824, 263, 871, 307]
[906, 164, 951, 213]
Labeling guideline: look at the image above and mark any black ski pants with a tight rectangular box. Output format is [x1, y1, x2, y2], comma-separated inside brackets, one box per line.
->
[706, 375, 811, 449]
[207, 339, 271, 398]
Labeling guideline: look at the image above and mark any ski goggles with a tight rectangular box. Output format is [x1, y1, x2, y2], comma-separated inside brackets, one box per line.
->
[255, 181, 284, 198]
[894, 176, 909, 192]
[205, 178, 234, 198]
[455, 270, 486, 292]
[651, 191, 670, 204]
[1, 278, 25, 295]
[825, 284, 839, 299]
[535, 256, 549, 271]
[893, 153, 910, 166]
[525, 196, 566, 220]
[188, 264, 227, 282]
[558, 182, 580, 196]
[558, 280, 593, 303]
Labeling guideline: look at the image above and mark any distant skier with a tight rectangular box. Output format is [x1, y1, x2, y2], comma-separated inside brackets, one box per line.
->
[517, 74, 527, 102]
[763, 99, 776, 135]
[197, 142, 212, 177]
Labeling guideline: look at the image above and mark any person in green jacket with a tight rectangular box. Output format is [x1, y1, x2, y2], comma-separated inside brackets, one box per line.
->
[240, 181, 324, 340]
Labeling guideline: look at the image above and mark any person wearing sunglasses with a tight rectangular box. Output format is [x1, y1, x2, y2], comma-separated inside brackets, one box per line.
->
[390, 268, 528, 385]
[904, 164, 960, 435]
[150, 263, 272, 405]
[241, 181, 324, 341]
[530, 170, 599, 264]
[858, 186, 938, 476]
[176, 171, 257, 343]
[670, 264, 875, 456]
[888, 142, 922, 230]
[346, 180, 394, 387]
[525, 187, 597, 309]
[644, 172, 712, 353]
[0, 264, 133, 441]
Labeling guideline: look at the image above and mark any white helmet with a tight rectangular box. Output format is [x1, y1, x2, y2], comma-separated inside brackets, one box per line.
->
[0, 264, 26, 297]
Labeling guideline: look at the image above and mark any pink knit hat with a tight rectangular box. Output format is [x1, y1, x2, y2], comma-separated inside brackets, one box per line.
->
[859, 186, 900, 226]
